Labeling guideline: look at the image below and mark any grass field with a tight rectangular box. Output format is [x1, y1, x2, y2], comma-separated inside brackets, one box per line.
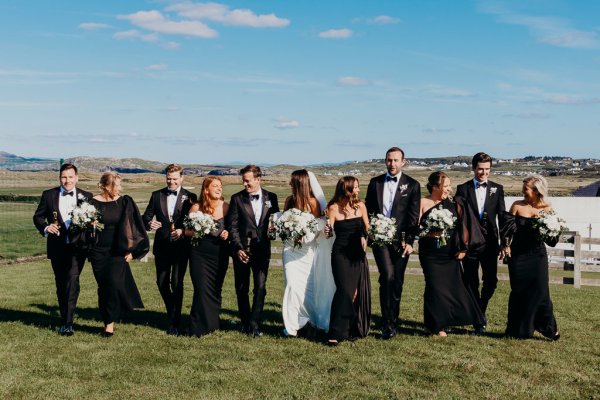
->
[0, 259, 599, 399]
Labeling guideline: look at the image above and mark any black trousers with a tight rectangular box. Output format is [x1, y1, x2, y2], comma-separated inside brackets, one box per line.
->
[462, 243, 499, 315]
[233, 250, 270, 330]
[154, 244, 189, 327]
[372, 244, 409, 329]
[50, 247, 86, 326]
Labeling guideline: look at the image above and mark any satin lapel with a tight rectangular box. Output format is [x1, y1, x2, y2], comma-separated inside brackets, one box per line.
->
[391, 174, 408, 213]
[258, 189, 270, 227]
[159, 189, 169, 221]
[467, 181, 479, 216]
[242, 193, 257, 227]
[52, 188, 64, 225]
[483, 183, 493, 214]
[376, 177, 384, 213]
[172, 190, 185, 221]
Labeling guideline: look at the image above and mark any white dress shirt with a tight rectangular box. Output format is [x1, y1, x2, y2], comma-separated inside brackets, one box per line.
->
[383, 172, 401, 218]
[250, 191, 262, 225]
[166, 187, 180, 221]
[473, 178, 487, 218]
[59, 186, 77, 231]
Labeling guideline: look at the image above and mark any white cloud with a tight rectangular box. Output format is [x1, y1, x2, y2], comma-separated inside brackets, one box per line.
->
[79, 22, 112, 30]
[423, 84, 473, 98]
[480, 5, 600, 49]
[145, 64, 168, 71]
[337, 76, 370, 86]
[161, 41, 181, 50]
[319, 28, 352, 39]
[113, 29, 159, 42]
[544, 94, 600, 105]
[274, 118, 300, 129]
[118, 10, 218, 38]
[369, 15, 400, 25]
[166, 2, 290, 28]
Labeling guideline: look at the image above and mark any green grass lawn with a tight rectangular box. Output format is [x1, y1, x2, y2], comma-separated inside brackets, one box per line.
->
[1, 260, 599, 399]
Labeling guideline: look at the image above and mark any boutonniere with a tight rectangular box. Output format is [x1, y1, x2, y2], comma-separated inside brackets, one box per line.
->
[264, 200, 272, 209]
[181, 195, 188, 203]
[77, 193, 85, 201]
[399, 184, 408, 193]
[489, 187, 497, 196]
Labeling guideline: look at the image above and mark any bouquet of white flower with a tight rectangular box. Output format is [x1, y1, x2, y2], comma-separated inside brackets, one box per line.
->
[275, 208, 319, 249]
[183, 211, 218, 246]
[419, 207, 456, 247]
[368, 214, 397, 246]
[534, 210, 568, 241]
[70, 201, 104, 233]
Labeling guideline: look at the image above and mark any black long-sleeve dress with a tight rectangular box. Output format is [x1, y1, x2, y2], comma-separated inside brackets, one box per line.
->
[418, 199, 485, 333]
[89, 196, 148, 325]
[328, 217, 371, 341]
[188, 217, 230, 337]
[502, 213, 559, 339]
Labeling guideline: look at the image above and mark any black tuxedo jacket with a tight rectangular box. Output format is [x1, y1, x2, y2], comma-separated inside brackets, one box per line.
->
[365, 173, 421, 244]
[33, 187, 93, 259]
[227, 189, 280, 254]
[455, 179, 505, 246]
[142, 187, 197, 255]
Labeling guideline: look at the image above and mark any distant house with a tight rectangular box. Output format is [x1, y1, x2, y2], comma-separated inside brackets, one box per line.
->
[572, 181, 600, 197]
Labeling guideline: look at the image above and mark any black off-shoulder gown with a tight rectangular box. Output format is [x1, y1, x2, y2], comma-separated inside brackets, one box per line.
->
[418, 200, 485, 333]
[188, 217, 230, 337]
[328, 217, 371, 341]
[504, 214, 559, 339]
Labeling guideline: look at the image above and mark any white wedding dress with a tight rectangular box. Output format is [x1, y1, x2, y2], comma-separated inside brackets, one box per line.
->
[282, 219, 335, 335]
[281, 172, 336, 335]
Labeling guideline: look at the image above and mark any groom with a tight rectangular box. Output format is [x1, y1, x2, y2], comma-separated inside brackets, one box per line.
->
[227, 165, 279, 337]
[142, 164, 196, 335]
[33, 163, 92, 336]
[365, 147, 421, 340]
[455, 152, 505, 332]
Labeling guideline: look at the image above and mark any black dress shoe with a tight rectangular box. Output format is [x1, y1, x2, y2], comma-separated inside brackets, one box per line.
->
[381, 327, 397, 340]
[327, 339, 339, 347]
[59, 325, 74, 336]
[166, 327, 179, 336]
[472, 324, 486, 336]
[551, 331, 560, 341]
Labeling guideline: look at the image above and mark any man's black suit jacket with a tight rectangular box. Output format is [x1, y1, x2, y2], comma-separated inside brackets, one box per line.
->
[227, 189, 279, 255]
[33, 187, 93, 259]
[365, 173, 421, 244]
[142, 187, 197, 255]
[454, 179, 505, 248]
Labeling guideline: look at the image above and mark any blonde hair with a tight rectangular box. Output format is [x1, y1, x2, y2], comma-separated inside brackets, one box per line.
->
[523, 174, 549, 201]
[98, 171, 121, 199]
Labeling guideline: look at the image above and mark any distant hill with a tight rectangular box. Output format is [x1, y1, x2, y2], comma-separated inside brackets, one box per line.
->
[0, 151, 58, 171]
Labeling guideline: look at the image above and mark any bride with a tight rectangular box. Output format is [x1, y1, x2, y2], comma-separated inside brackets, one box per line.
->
[280, 169, 335, 337]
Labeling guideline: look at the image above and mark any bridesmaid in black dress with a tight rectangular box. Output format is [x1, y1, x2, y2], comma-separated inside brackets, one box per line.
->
[418, 172, 485, 337]
[325, 176, 371, 346]
[501, 175, 560, 340]
[89, 172, 149, 336]
[185, 176, 230, 337]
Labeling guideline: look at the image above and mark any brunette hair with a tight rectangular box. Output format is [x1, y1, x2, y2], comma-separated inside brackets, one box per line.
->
[426, 171, 450, 194]
[286, 169, 314, 212]
[240, 164, 262, 178]
[59, 163, 78, 175]
[471, 152, 493, 168]
[328, 176, 359, 210]
[523, 174, 549, 202]
[98, 171, 121, 199]
[385, 147, 405, 160]
[165, 164, 184, 175]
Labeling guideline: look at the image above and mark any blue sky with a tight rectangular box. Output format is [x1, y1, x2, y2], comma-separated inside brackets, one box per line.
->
[1, 0, 599, 164]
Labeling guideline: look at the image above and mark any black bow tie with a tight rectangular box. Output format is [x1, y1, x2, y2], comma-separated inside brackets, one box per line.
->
[62, 191, 74, 197]
[250, 194, 260, 201]
[167, 190, 178, 196]
[386, 176, 398, 182]
[476, 182, 487, 189]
